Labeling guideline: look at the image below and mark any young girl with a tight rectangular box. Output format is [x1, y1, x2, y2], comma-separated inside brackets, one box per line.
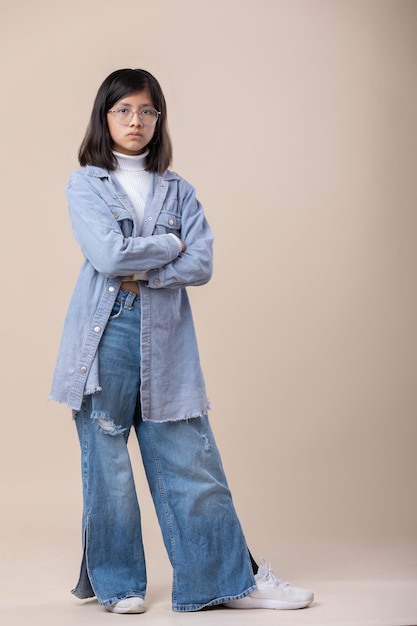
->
[50, 68, 314, 614]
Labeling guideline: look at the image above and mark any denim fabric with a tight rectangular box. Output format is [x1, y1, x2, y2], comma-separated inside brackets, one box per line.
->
[72, 290, 256, 611]
[49, 166, 213, 418]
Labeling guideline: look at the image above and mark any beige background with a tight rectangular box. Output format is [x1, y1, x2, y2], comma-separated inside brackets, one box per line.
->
[1, 0, 417, 622]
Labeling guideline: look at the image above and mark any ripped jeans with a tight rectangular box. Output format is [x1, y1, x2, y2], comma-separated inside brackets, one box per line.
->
[72, 290, 256, 611]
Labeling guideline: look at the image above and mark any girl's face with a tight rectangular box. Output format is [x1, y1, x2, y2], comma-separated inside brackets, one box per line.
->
[107, 89, 157, 156]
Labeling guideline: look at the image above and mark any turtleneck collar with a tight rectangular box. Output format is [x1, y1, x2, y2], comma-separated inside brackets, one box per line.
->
[113, 150, 149, 171]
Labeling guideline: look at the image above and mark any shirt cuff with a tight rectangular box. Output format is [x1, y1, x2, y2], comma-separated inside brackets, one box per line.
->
[168, 233, 183, 253]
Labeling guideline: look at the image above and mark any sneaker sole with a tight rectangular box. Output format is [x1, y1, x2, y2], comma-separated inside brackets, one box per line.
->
[224, 597, 313, 610]
[106, 606, 146, 614]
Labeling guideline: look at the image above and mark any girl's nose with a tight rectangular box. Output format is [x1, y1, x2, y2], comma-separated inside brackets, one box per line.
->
[130, 111, 143, 127]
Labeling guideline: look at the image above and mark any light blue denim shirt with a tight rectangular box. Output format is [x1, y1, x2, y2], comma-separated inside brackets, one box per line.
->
[49, 165, 213, 421]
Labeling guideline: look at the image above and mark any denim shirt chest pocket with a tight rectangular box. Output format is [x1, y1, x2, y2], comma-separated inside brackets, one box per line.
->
[105, 197, 135, 238]
[154, 201, 182, 237]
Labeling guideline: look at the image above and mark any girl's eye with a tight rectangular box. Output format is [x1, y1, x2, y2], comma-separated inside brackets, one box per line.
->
[117, 108, 130, 115]
[141, 109, 152, 115]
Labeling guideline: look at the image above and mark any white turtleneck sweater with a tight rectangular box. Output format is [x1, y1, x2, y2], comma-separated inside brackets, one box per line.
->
[112, 150, 150, 232]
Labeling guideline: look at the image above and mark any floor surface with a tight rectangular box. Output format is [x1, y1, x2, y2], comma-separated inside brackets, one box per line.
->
[1, 533, 417, 626]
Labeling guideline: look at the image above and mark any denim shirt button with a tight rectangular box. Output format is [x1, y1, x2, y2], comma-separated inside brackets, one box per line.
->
[93, 326, 101, 333]
[108, 286, 116, 293]
[80, 366, 87, 374]
[153, 278, 160, 286]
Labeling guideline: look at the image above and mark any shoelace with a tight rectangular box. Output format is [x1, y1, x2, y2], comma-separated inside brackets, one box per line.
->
[258, 558, 290, 588]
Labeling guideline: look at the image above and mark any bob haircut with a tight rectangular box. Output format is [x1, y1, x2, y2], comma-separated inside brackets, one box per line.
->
[78, 69, 172, 174]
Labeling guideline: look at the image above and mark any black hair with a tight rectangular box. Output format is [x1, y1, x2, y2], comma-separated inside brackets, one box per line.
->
[78, 69, 172, 174]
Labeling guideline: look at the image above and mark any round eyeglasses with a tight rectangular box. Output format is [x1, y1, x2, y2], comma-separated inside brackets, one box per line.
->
[108, 107, 161, 126]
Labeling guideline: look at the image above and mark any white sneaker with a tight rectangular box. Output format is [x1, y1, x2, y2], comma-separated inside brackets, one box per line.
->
[224, 559, 314, 610]
[106, 596, 146, 614]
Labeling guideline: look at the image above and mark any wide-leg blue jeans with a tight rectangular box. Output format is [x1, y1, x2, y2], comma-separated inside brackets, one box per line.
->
[72, 290, 256, 611]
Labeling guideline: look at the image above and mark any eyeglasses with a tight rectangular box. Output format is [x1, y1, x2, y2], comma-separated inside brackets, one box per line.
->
[108, 107, 161, 126]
